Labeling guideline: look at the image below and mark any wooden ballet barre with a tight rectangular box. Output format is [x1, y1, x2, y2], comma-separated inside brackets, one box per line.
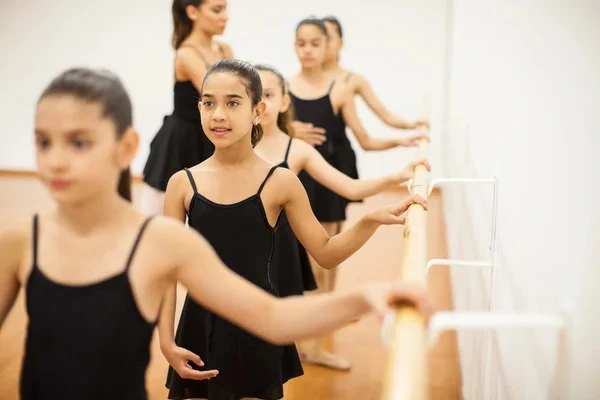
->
[381, 126, 430, 400]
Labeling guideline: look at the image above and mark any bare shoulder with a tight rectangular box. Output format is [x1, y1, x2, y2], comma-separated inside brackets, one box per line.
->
[217, 41, 234, 58]
[289, 137, 317, 161]
[290, 137, 315, 153]
[270, 166, 304, 196]
[165, 169, 192, 194]
[347, 71, 368, 90]
[0, 216, 35, 282]
[0, 217, 31, 249]
[273, 164, 298, 180]
[286, 74, 301, 88]
[175, 46, 207, 70]
[144, 215, 187, 240]
[143, 215, 209, 253]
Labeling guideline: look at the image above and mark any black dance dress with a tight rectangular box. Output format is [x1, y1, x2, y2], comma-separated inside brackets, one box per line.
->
[143, 45, 223, 191]
[21, 216, 155, 400]
[289, 79, 360, 223]
[165, 166, 304, 400]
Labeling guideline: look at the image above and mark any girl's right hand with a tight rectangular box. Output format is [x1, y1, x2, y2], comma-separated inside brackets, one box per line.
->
[362, 282, 434, 323]
[291, 121, 327, 146]
[367, 194, 428, 225]
[162, 343, 219, 380]
[391, 158, 431, 185]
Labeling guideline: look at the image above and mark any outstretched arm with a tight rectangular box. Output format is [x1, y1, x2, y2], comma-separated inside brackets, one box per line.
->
[341, 96, 428, 151]
[158, 218, 433, 345]
[277, 169, 427, 268]
[353, 73, 429, 130]
[298, 138, 430, 201]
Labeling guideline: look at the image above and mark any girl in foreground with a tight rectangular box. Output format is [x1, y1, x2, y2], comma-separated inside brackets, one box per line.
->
[0, 67, 432, 400]
[159, 59, 429, 399]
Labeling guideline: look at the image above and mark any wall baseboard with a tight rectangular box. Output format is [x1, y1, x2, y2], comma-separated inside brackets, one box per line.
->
[0, 169, 440, 194]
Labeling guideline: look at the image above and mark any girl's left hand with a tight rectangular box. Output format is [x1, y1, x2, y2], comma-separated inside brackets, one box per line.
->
[393, 158, 431, 184]
[367, 194, 428, 225]
[395, 133, 430, 147]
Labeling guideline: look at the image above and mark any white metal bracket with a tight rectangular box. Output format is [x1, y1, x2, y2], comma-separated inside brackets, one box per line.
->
[408, 176, 499, 278]
[428, 311, 571, 400]
[381, 310, 571, 399]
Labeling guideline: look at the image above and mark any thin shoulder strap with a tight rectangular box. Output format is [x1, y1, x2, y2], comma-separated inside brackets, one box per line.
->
[184, 168, 198, 193]
[179, 44, 211, 68]
[32, 214, 39, 266]
[283, 138, 293, 162]
[257, 165, 279, 195]
[124, 217, 154, 272]
[217, 43, 225, 58]
[327, 80, 336, 94]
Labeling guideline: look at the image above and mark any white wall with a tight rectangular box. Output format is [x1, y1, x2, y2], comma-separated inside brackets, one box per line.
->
[0, 0, 446, 180]
[443, 0, 600, 398]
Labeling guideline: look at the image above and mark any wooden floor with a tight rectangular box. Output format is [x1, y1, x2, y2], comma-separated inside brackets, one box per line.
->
[0, 176, 461, 399]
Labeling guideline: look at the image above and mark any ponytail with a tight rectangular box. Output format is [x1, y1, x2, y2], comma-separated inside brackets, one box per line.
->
[251, 124, 264, 147]
[277, 101, 296, 137]
[172, 0, 202, 50]
[118, 168, 132, 202]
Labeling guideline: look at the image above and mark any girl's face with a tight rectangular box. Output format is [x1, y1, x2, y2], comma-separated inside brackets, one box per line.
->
[324, 21, 343, 63]
[199, 72, 265, 149]
[257, 70, 290, 128]
[196, 0, 228, 36]
[34, 95, 134, 204]
[294, 24, 328, 69]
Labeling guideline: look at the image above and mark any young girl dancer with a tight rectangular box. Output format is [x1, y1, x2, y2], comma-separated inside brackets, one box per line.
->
[322, 15, 429, 131]
[252, 63, 430, 300]
[141, 0, 232, 215]
[288, 17, 430, 370]
[0, 67, 432, 400]
[158, 59, 428, 399]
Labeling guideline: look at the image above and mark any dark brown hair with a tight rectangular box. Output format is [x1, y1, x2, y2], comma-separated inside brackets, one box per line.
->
[38, 68, 134, 201]
[295, 17, 328, 37]
[202, 59, 264, 147]
[254, 64, 296, 136]
[172, 0, 203, 49]
[323, 16, 343, 38]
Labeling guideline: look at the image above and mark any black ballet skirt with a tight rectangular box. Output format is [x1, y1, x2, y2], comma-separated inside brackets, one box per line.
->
[166, 166, 303, 400]
[142, 81, 214, 192]
[290, 82, 360, 223]
[330, 113, 362, 209]
[272, 212, 317, 295]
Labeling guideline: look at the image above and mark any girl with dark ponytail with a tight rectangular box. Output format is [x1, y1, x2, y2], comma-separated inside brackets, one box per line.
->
[159, 59, 429, 400]
[140, 0, 233, 215]
[288, 17, 432, 371]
